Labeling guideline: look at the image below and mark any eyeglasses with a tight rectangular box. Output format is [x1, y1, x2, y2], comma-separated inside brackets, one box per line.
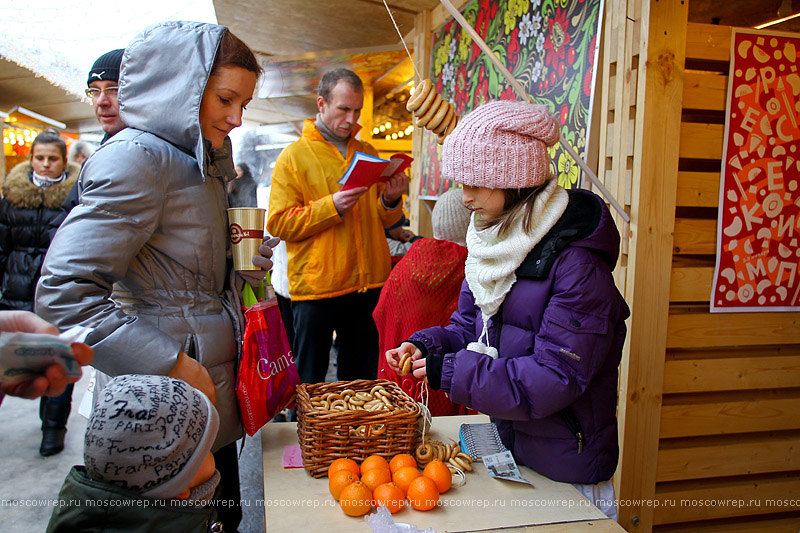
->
[85, 86, 119, 100]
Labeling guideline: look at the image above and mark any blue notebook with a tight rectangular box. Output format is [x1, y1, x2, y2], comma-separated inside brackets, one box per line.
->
[459, 422, 507, 460]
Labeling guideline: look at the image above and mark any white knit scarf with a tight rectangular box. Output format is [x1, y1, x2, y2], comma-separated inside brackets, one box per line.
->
[464, 179, 568, 358]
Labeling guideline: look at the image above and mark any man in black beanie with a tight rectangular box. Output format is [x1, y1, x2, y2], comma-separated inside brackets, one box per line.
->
[85, 48, 125, 141]
[58, 48, 126, 211]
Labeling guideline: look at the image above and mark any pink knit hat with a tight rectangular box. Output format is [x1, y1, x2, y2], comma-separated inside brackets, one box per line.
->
[442, 100, 560, 189]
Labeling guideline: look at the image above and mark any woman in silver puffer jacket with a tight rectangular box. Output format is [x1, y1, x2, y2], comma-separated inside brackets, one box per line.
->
[36, 21, 275, 530]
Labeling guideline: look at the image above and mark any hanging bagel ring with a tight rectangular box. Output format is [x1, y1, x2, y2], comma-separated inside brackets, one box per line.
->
[407, 79, 460, 144]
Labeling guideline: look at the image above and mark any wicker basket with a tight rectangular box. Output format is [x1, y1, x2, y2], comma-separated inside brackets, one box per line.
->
[296, 379, 421, 478]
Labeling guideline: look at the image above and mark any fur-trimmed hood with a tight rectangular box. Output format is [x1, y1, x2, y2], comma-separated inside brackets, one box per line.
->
[3, 161, 80, 209]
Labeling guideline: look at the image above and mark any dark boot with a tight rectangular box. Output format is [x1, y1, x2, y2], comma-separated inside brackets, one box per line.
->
[39, 396, 71, 457]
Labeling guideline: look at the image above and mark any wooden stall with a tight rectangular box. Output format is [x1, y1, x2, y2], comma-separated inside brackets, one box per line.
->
[407, 1, 800, 531]
[600, 3, 800, 530]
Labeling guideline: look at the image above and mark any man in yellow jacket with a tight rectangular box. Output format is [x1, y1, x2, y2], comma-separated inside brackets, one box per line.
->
[268, 69, 408, 385]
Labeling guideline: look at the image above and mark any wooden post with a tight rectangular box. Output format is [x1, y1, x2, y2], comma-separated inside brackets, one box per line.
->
[361, 85, 374, 145]
[615, 0, 688, 531]
[409, 8, 433, 238]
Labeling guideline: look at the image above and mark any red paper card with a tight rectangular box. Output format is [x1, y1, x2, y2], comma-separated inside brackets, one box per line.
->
[339, 152, 412, 191]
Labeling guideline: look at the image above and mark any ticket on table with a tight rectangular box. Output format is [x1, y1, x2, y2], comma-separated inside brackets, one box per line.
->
[0, 325, 92, 383]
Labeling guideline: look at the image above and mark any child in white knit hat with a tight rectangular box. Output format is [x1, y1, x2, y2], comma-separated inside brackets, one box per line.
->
[385, 100, 629, 519]
[47, 374, 224, 532]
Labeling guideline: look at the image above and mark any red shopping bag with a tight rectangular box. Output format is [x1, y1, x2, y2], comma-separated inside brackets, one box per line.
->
[236, 281, 299, 436]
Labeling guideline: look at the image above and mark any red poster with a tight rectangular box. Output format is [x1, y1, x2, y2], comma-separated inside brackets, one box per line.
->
[712, 29, 800, 312]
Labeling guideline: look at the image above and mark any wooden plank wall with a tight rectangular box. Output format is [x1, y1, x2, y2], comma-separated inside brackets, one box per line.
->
[651, 21, 800, 532]
[599, 0, 641, 523]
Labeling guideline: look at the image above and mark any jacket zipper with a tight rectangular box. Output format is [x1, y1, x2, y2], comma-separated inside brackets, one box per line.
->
[560, 407, 585, 454]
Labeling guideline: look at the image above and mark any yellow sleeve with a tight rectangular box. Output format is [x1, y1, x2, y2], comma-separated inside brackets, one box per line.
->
[267, 155, 341, 242]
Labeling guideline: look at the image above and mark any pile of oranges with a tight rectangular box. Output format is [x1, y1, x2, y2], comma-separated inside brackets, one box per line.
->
[327, 452, 453, 517]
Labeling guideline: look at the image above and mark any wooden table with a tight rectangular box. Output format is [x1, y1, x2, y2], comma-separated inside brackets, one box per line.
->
[261, 414, 626, 532]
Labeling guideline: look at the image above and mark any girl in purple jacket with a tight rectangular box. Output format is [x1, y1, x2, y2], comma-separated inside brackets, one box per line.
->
[386, 101, 629, 518]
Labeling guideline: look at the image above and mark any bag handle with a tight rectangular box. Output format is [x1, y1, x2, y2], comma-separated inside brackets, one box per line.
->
[242, 281, 259, 307]
[242, 275, 273, 307]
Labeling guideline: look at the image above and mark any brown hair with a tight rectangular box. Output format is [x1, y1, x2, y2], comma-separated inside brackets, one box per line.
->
[31, 128, 67, 162]
[475, 179, 551, 235]
[211, 30, 262, 77]
[318, 69, 363, 102]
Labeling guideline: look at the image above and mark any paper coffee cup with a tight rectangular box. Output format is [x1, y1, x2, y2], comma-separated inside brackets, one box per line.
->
[227, 208, 266, 271]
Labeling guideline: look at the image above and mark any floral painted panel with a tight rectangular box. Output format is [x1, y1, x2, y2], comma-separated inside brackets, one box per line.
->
[419, 0, 602, 197]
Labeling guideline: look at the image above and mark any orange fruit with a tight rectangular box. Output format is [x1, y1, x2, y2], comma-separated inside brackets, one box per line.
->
[327, 457, 360, 478]
[361, 454, 391, 473]
[423, 459, 452, 494]
[392, 465, 421, 495]
[407, 475, 440, 511]
[329, 469, 359, 501]
[339, 481, 373, 517]
[389, 453, 417, 473]
[373, 481, 405, 514]
[361, 466, 392, 491]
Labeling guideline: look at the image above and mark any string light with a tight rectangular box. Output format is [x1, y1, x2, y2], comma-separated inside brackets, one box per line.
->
[2, 124, 46, 156]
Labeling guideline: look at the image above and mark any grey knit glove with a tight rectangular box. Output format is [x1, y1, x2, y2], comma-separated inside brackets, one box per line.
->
[236, 236, 280, 286]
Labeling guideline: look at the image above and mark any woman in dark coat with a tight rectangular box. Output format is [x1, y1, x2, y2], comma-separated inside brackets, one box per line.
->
[0, 129, 80, 456]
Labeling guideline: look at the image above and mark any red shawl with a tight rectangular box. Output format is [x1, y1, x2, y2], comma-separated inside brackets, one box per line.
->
[374, 238, 471, 416]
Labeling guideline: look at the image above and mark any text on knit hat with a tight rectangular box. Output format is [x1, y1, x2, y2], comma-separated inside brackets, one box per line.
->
[83, 374, 219, 499]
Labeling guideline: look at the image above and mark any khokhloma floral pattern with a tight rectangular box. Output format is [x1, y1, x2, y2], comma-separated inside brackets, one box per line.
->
[420, 0, 602, 197]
